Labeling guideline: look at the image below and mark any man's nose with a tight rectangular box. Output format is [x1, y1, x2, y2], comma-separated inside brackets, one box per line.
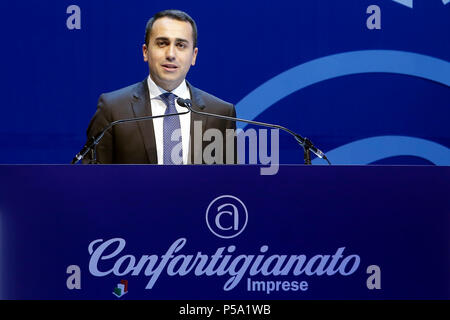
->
[166, 44, 176, 61]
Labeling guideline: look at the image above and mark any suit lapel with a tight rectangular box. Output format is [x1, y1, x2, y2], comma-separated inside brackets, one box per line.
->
[131, 79, 157, 164]
[130, 80, 206, 164]
[187, 82, 208, 164]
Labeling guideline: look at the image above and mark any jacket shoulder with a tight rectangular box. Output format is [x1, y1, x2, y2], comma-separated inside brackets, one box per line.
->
[188, 83, 234, 115]
[100, 81, 144, 105]
[196, 88, 233, 107]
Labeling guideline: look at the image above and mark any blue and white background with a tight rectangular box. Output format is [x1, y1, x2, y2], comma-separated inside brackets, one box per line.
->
[0, 0, 448, 165]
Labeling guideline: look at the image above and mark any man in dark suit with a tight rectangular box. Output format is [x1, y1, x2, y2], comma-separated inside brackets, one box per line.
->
[83, 9, 236, 164]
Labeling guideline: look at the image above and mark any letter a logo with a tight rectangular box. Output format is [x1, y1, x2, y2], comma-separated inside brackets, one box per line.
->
[206, 195, 248, 239]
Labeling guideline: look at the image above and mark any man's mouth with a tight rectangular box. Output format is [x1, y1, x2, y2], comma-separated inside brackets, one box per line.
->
[161, 64, 178, 71]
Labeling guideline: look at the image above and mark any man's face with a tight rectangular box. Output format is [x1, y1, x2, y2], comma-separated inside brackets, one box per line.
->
[143, 17, 198, 91]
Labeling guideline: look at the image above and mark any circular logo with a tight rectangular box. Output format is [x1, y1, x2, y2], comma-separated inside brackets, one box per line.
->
[206, 195, 248, 239]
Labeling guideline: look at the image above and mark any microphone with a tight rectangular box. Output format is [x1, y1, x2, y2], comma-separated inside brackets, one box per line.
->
[176, 98, 330, 165]
[71, 110, 190, 164]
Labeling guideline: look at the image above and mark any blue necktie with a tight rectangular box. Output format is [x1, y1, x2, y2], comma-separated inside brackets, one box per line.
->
[160, 92, 182, 164]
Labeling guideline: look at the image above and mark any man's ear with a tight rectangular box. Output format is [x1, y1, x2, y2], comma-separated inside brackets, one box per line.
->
[191, 47, 198, 66]
[143, 44, 148, 62]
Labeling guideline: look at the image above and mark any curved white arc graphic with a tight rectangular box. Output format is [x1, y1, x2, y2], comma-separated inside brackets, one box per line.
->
[235, 50, 450, 126]
[392, 0, 450, 7]
[392, 0, 413, 8]
[311, 136, 450, 165]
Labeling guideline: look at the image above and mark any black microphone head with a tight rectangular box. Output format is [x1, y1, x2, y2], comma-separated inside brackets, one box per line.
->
[177, 97, 192, 109]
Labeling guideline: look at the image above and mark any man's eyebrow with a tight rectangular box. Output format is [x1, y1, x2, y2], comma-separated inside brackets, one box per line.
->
[154, 37, 189, 43]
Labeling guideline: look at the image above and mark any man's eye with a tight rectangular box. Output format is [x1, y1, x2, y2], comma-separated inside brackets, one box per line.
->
[157, 41, 167, 47]
[177, 43, 186, 48]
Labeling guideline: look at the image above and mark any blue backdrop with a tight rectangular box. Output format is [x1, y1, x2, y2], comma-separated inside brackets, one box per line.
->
[0, 0, 448, 165]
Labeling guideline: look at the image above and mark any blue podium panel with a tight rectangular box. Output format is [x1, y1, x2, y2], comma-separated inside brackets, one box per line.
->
[0, 165, 448, 300]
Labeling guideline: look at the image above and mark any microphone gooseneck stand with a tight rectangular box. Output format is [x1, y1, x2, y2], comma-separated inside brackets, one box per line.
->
[72, 99, 330, 165]
[177, 98, 331, 165]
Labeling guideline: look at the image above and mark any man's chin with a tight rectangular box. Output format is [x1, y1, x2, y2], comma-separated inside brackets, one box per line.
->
[155, 77, 184, 92]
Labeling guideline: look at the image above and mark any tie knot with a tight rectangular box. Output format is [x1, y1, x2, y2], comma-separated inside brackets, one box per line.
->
[160, 92, 177, 106]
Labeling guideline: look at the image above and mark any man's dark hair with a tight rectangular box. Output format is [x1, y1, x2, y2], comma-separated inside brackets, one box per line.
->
[144, 9, 198, 49]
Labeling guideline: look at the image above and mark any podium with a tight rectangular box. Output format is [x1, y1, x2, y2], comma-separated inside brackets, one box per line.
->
[0, 165, 448, 300]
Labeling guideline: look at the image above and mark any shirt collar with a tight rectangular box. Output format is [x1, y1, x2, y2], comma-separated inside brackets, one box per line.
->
[147, 76, 190, 100]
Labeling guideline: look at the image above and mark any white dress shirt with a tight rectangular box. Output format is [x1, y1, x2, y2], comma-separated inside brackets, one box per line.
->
[147, 76, 191, 164]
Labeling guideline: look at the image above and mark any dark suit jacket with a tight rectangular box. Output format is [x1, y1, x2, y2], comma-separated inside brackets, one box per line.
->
[83, 79, 237, 164]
